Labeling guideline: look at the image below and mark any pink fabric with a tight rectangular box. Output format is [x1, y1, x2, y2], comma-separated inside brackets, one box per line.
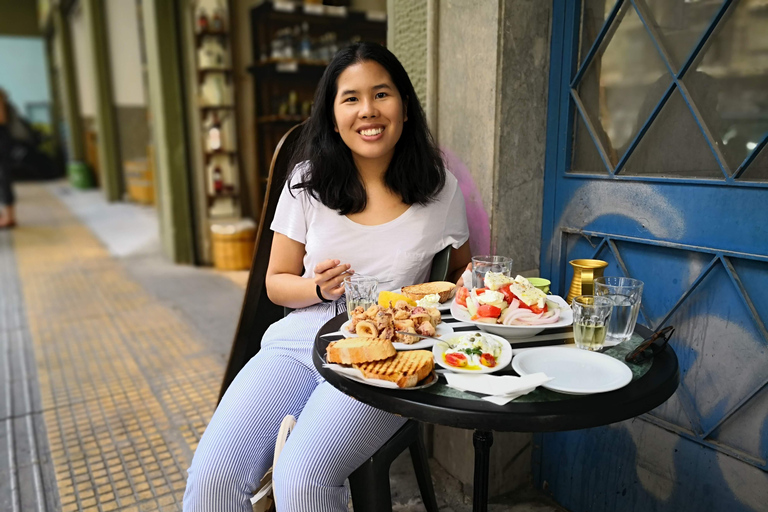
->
[442, 147, 490, 256]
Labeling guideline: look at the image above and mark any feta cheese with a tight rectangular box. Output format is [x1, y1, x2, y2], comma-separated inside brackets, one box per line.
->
[483, 271, 515, 291]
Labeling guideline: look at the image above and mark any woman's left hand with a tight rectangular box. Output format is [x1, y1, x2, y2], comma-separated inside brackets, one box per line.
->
[455, 262, 472, 288]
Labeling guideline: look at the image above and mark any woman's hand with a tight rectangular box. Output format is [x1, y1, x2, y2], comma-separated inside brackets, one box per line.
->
[314, 259, 353, 301]
[455, 262, 472, 288]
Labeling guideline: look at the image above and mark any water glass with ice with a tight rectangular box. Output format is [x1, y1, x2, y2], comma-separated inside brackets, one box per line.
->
[471, 255, 513, 289]
[594, 277, 644, 344]
[571, 295, 613, 351]
[344, 275, 378, 320]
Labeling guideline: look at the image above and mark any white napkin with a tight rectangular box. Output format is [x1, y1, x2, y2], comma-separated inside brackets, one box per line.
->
[444, 372, 552, 405]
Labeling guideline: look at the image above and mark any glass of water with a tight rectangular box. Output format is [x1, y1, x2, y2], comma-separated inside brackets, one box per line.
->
[594, 277, 644, 344]
[571, 295, 613, 351]
[471, 255, 513, 289]
[344, 275, 379, 319]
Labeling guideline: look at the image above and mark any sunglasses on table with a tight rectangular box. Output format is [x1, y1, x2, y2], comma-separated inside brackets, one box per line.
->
[625, 325, 675, 364]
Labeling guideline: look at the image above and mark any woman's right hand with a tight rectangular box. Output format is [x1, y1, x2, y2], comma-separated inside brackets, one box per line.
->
[313, 259, 353, 301]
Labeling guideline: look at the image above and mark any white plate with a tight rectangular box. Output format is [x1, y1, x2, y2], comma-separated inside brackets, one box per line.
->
[323, 363, 438, 390]
[432, 331, 512, 374]
[341, 320, 454, 350]
[512, 346, 632, 395]
[449, 295, 573, 338]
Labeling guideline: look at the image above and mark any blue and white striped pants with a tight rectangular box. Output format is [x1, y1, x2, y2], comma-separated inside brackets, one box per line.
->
[183, 301, 407, 512]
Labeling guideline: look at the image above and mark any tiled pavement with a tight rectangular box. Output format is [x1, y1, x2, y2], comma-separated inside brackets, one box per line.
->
[3, 185, 226, 511]
[1, 182, 566, 512]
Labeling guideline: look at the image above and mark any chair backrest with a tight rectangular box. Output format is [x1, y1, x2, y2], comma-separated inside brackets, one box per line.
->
[218, 123, 305, 402]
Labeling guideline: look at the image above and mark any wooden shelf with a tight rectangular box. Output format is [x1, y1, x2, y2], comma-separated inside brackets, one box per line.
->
[248, 59, 329, 74]
[195, 29, 228, 46]
[257, 114, 307, 124]
[200, 104, 235, 111]
[204, 149, 237, 164]
[197, 68, 232, 83]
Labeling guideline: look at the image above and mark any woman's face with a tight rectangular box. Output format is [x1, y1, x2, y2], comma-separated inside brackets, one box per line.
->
[333, 60, 407, 170]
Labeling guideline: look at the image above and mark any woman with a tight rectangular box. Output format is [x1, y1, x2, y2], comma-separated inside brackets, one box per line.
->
[184, 42, 471, 512]
[0, 89, 16, 228]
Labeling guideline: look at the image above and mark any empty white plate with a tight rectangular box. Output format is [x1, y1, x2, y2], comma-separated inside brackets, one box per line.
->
[512, 347, 632, 395]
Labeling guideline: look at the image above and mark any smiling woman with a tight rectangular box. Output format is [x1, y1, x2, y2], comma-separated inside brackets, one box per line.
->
[183, 43, 471, 512]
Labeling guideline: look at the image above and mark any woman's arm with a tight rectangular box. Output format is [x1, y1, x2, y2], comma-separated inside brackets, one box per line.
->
[265, 233, 352, 308]
[447, 240, 472, 284]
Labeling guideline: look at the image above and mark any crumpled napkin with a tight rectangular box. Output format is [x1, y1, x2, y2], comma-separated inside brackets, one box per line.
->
[444, 372, 552, 405]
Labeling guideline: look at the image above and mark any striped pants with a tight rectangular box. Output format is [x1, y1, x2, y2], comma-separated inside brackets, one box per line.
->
[183, 302, 407, 512]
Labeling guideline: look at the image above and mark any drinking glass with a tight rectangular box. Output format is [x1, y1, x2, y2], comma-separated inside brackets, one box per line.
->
[571, 295, 613, 351]
[594, 277, 644, 344]
[344, 275, 379, 319]
[471, 255, 513, 289]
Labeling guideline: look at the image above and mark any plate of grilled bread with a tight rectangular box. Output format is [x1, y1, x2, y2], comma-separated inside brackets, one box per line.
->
[324, 337, 437, 389]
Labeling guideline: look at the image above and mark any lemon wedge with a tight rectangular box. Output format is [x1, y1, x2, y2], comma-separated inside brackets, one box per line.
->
[378, 291, 417, 308]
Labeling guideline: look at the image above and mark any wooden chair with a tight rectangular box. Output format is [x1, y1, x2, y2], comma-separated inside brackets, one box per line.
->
[219, 124, 439, 512]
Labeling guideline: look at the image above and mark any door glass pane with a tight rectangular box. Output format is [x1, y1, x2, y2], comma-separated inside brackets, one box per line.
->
[739, 144, 768, 182]
[571, 111, 610, 174]
[643, 0, 726, 73]
[622, 88, 724, 178]
[580, 0, 619, 66]
[683, 0, 768, 173]
[576, 4, 672, 167]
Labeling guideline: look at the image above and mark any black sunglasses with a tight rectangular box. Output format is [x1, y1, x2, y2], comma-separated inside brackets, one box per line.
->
[625, 325, 675, 364]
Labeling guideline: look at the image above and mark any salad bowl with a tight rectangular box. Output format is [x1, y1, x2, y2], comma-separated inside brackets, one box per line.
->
[450, 294, 573, 338]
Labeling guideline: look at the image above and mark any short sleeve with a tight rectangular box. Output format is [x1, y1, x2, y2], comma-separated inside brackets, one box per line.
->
[270, 171, 308, 244]
[442, 178, 470, 250]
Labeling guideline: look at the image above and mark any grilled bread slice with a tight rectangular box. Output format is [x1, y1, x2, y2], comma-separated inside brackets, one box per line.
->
[354, 350, 434, 388]
[326, 338, 396, 365]
[401, 281, 457, 303]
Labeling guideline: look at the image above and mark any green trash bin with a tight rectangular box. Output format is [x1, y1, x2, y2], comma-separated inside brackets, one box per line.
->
[68, 161, 95, 189]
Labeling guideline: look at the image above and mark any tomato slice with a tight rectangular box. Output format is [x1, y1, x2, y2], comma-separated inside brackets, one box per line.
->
[476, 304, 502, 318]
[479, 353, 496, 367]
[444, 352, 468, 367]
[499, 284, 515, 304]
[456, 287, 470, 307]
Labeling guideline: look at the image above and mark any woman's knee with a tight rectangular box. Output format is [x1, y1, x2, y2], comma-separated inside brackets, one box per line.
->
[272, 450, 345, 510]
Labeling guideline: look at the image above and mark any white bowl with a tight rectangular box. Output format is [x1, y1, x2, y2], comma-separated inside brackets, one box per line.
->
[449, 294, 573, 338]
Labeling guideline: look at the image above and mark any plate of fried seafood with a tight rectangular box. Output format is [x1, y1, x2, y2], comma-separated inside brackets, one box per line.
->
[342, 301, 453, 350]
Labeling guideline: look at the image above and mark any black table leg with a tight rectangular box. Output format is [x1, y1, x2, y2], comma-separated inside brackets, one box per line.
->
[472, 429, 493, 512]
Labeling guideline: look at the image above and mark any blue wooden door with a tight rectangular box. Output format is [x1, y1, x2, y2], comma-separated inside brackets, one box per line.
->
[539, 0, 768, 510]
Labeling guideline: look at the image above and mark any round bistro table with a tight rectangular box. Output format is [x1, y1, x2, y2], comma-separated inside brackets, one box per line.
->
[313, 314, 679, 512]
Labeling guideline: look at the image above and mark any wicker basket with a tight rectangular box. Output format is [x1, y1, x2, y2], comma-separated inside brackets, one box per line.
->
[211, 220, 256, 270]
[125, 158, 155, 205]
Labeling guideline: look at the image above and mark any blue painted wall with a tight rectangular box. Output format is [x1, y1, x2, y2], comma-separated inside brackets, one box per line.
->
[0, 36, 51, 123]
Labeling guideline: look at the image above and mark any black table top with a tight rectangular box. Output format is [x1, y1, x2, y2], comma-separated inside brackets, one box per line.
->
[313, 314, 679, 432]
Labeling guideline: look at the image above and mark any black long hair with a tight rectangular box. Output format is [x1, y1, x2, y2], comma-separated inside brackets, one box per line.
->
[288, 42, 445, 215]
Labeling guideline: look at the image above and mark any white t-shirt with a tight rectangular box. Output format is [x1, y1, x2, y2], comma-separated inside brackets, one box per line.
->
[270, 167, 470, 291]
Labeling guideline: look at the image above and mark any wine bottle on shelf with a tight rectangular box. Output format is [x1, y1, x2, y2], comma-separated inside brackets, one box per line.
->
[212, 166, 224, 194]
[211, 7, 225, 32]
[208, 112, 222, 151]
[197, 8, 209, 33]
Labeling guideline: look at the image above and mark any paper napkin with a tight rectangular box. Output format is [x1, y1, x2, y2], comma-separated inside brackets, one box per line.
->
[444, 372, 552, 405]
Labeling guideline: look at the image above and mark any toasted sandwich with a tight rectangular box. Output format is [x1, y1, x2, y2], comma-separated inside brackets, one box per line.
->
[326, 338, 396, 365]
[354, 350, 434, 388]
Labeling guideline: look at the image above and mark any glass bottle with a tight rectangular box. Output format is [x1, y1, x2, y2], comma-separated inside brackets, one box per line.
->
[212, 166, 224, 194]
[197, 8, 209, 33]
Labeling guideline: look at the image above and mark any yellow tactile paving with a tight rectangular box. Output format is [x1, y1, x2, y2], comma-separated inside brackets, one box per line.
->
[12, 186, 225, 511]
